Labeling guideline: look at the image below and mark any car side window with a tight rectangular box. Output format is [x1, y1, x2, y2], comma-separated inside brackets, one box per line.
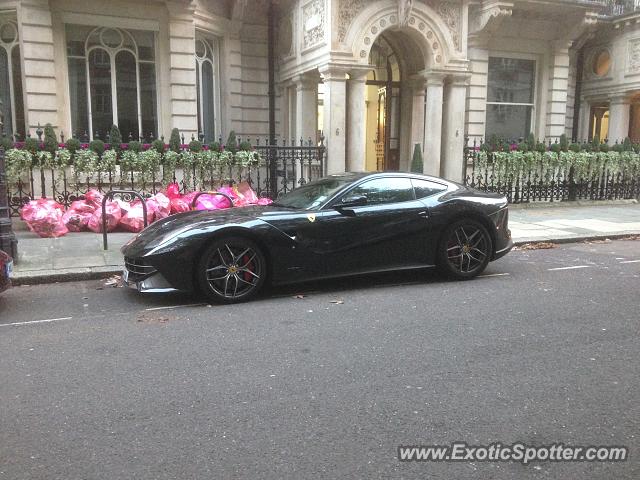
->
[346, 178, 415, 205]
[411, 179, 447, 199]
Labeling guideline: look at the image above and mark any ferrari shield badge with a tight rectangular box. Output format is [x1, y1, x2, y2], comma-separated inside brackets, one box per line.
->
[307, 214, 316, 223]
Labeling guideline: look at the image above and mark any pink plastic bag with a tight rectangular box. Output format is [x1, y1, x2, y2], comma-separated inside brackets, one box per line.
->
[166, 183, 181, 200]
[146, 193, 171, 221]
[87, 200, 122, 233]
[237, 181, 259, 205]
[119, 204, 147, 233]
[21, 199, 64, 222]
[113, 198, 130, 215]
[21, 199, 68, 238]
[183, 191, 197, 209]
[68, 200, 96, 214]
[84, 189, 104, 208]
[61, 199, 97, 232]
[218, 186, 239, 202]
[257, 197, 273, 206]
[170, 197, 191, 214]
[195, 193, 232, 211]
[62, 210, 92, 232]
[129, 199, 154, 225]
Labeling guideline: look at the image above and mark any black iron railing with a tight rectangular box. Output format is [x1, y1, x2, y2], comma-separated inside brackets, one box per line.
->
[4, 137, 325, 217]
[600, 0, 640, 16]
[464, 140, 640, 203]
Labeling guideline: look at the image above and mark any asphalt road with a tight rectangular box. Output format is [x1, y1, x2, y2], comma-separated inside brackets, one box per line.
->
[0, 240, 639, 479]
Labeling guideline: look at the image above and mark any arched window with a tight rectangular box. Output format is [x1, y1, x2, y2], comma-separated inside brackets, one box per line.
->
[66, 25, 157, 141]
[195, 34, 220, 143]
[0, 19, 25, 139]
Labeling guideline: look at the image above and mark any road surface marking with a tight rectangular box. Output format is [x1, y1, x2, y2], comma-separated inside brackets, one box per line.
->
[547, 265, 591, 271]
[479, 273, 510, 278]
[145, 303, 207, 311]
[619, 260, 640, 264]
[0, 317, 73, 327]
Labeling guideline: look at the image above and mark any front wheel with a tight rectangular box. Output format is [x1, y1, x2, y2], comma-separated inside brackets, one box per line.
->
[196, 236, 266, 304]
[437, 219, 492, 279]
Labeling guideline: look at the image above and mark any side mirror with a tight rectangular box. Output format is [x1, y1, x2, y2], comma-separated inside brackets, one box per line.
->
[333, 195, 368, 217]
[335, 195, 367, 214]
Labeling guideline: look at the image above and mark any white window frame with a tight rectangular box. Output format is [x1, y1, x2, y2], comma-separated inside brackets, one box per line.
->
[486, 54, 538, 139]
[194, 33, 221, 141]
[65, 25, 157, 140]
[0, 18, 21, 137]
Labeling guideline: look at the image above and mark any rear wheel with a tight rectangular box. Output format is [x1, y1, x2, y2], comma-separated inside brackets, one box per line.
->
[437, 219, 492, 279]
[196, 236, 266, 304]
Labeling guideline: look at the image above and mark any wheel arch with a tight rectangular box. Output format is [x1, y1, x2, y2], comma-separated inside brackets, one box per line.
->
[438, 211, 497, 256]
[192, 226, 275, 285]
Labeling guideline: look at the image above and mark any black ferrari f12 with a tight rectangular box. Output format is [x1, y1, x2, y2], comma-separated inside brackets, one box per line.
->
[122, 172, 512, 303]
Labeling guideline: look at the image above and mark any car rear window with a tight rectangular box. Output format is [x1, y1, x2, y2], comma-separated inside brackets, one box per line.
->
[411, 179, 447, 199]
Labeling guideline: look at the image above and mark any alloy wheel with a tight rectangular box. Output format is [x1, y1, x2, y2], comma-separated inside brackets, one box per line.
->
[204, 242, 263, 300]
[446, 224, 490, 274]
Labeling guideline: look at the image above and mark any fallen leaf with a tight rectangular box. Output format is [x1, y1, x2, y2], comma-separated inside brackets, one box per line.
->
[136, 312, 175, 324]
[293, 294, 305, 299]
[514, 242, 557, 251]
[104, 275, 123, 288]
[584, 238, 612, 244]
[330, 300, 344, 304]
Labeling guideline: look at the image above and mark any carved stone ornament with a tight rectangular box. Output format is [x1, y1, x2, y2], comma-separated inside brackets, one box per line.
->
[278, 14, 294, 57]
[628, 38, 640, 73]
[398, 0, 414, 27]
[303, 0, 325, 49]
[337, 0, 368, 42]
[336, 0, 461, 51]
[425, 0, 461, 50]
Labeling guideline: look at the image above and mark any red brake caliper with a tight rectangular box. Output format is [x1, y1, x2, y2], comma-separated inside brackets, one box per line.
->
[242, 255, 254, 282]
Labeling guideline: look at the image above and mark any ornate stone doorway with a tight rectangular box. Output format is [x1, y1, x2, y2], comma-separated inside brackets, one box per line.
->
[366, 34, 401, 171]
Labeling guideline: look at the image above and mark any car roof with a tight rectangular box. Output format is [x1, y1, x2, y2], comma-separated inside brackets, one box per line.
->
[327, 171, 454, 187]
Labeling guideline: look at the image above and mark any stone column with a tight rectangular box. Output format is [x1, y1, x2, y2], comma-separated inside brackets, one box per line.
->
[545, 44, 571, 140]
[578, 100, 591, 141]
[423, 75, 445, 177]
[292, 74, 318, 144]
[167, 1, 198, 139]
[441, 75, 470, 182]
[608, 95, 631, 143]
[410, 77, 426, 154]
[17, 0, 61, 134]
[594, 109, 605, 139]
[319, 65, 347, 174]
[346, 69, 369, 172]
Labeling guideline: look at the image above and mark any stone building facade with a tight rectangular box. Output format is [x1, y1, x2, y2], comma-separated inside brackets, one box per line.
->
[0, 0, 637, 182]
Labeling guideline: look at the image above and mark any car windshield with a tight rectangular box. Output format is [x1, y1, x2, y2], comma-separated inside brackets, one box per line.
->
[272, 177, 355, 210]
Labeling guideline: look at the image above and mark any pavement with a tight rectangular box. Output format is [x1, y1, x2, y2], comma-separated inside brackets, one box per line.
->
[8, 201, 640, 285]
[1, 240, 638, 479]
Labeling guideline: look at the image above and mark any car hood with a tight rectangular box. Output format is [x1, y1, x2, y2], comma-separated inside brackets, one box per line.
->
[121, 205, 294, 254]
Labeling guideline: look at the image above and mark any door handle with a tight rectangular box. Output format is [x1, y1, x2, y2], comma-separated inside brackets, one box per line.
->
[418, 211, 428, 218]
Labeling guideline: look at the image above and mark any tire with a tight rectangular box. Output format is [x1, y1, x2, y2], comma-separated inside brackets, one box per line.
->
[196, 236, 267, 304]
[436, 219, 492, 280]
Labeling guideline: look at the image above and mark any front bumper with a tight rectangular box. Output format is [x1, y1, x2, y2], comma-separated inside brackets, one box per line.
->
[123, 269, 179, 293]
[123, 257, 180, 293]
[493, 234, 513, 261]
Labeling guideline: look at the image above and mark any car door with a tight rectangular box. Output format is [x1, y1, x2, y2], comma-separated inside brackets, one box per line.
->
[311, 176, 433, 276]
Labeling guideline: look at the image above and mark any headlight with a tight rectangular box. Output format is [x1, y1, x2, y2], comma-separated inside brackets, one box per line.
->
[146, 225, 194, 253]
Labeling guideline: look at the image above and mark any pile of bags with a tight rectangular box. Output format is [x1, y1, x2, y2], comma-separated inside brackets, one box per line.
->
[20, 182, 273, 238]
[167, 181, 273, 212]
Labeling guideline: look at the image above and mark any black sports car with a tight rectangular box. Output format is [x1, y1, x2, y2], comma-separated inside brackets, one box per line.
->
[122, 172, 512, 303]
